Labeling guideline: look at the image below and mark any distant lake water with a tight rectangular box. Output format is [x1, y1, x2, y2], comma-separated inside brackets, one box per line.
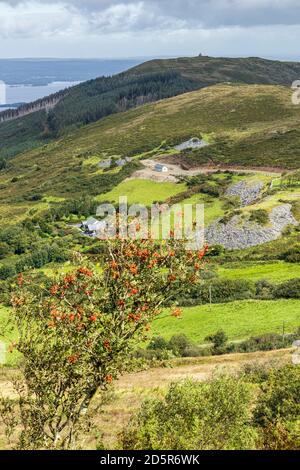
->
[6, 81, 80, 105]
[0, 58, 146, 109]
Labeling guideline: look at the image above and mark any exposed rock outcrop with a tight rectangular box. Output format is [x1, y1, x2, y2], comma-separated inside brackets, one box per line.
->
[205, 204, 297, 249]
[225, 180, 264, 206]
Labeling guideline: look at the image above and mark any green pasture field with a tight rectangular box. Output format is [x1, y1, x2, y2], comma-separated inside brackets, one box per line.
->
[153, 299, 300, 345]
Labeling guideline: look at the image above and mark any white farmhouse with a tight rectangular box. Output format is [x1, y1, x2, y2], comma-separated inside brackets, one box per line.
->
[154, 163, 168, 173]
[81, 217, 106, 237]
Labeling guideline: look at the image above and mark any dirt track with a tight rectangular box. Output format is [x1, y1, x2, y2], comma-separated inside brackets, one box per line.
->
[127, 159, 283, 183]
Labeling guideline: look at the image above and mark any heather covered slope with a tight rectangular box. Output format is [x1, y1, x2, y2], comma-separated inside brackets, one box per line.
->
[2, 55, 300, 160]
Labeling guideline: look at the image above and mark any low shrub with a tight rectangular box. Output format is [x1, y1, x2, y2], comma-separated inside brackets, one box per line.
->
[183, 345, 210, 357]
[273, 278, 300, 299]
[241, 361, 277, 384]
[205, 330, 229, 355]
[222, 196, 241, 211]
[133, 348, 171, 362]
[280, 244, 300, 263]
[144, 328, 300, 359]
[168, 334, 192, 356]
[236, 333, 294, 353]
[120, 364, 300, 450]
[176, 278, 255, 306]
[206, 244, 225, 257]
[120, 377, 256, 450]
[249, 209, 269, 225]
[254, 365, 300, 449]
[147, 336, 169, 351]
[255, 279, 274, 300]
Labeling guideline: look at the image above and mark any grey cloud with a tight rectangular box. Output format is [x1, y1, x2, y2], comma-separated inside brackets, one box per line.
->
[1, 0, 300, 35]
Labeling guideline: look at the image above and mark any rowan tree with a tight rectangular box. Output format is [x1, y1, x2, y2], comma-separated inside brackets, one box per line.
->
[0, 238, 207, 449]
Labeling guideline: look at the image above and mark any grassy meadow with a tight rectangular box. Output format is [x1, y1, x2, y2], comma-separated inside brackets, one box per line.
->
[96, 179, 186, 206]
[217, 261, 300, 283]
[153, 299, 300, 344]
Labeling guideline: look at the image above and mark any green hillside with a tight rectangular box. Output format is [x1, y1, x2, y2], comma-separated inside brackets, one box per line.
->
[0, 82, 299, 294]
[1, 83, 300, 216]
[0, 71, 198, 160]
[2, 55, 300, 161]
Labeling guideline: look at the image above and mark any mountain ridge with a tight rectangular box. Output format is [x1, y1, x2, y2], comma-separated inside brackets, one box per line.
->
[129, 55, 300, 85]
[1, 55, 300, 161]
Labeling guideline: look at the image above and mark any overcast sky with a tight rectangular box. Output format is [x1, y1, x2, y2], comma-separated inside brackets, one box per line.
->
[0, 0, 299, 59]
